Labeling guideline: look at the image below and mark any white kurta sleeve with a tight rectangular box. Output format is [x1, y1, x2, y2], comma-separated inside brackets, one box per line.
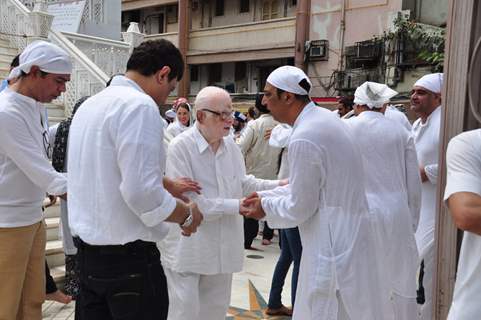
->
[261, 139, 325, 229]
[241, 174, 279, 196]
[115, 104, 176, 228]
[444, 133, 481, 200]
[258, 185, 291, 198]
[406, 136, 422, 231]
[424, 163, 438, 185]
[0, 113, 67, 195]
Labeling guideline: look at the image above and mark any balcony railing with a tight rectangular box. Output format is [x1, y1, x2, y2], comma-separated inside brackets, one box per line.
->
[144, 17, 296, 57]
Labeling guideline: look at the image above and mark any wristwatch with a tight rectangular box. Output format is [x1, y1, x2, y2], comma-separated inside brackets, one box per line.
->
[180, 207, 193, 228]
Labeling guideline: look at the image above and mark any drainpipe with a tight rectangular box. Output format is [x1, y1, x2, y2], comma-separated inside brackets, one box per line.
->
[338, 0, 346, 71]
[177, 0, 190, 98]
[294, 0, 311, 71]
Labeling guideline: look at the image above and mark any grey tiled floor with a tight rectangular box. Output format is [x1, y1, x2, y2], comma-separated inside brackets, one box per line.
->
[42, 236, 291, 319]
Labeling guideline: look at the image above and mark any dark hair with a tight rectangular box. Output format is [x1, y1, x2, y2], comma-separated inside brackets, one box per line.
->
[276, 88, 310, 104]
[126, 39, 184, 81]
[255, 93, 269, 114]
[10, 54, 19, 69]
[338, 96, 354, 109]
[176, 102, 191, 112]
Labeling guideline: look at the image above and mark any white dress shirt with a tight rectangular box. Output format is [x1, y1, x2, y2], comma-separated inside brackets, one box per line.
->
[238, 113, 281, 179]
[445, 129, 481, 320]
[67, 76, 176, 245]
[259, 102, 383, 320]
[159, 124, 278, 275]
[345, 111, 421, 320]
[0, 88, 67, 227]
[412, 106, 441, 256]
[166, 119, 189, 138]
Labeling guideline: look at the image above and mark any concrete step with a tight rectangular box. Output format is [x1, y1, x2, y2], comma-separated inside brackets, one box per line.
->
[0, 38, 10, 46]
[48, 116, 66, 126]
[50, 265, 66, 289]
[46, 240, 64, 268]
[45, 217, 60, 241]
[0, 67, 9, 80]
[43, 199, 61, 219]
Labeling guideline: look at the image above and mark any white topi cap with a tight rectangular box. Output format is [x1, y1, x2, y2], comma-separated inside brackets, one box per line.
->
[354, 81, 398, 109]
[266, 66, 311, 95]
[413, 73, 443, 94]
[8, 40, 72, 80]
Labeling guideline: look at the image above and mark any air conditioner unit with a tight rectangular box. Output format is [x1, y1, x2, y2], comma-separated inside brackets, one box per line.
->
[307, 40, 329, 61]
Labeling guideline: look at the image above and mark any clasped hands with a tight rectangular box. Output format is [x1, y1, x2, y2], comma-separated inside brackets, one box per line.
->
[239, 192, 266, 220]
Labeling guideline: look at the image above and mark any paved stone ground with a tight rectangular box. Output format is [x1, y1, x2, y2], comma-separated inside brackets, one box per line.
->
[42, 235, 292, 319]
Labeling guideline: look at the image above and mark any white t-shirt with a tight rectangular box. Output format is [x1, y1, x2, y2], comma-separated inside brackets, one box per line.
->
[444, 129, 481, 320]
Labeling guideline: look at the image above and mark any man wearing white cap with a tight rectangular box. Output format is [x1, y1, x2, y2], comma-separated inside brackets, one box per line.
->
[347, 81, 422, 320]
[0, 40, 72, 320]
[242, 66, 383, 320]
[159, 86, 284, 320]
[410, 72, 443, 319]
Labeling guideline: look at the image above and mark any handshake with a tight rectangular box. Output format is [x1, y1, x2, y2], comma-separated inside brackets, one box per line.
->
[239, 192, 266, 220]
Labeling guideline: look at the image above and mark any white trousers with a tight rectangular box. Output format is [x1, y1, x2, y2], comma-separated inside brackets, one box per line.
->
[164, 268, 233, 320]
[418, 242, 434, 320]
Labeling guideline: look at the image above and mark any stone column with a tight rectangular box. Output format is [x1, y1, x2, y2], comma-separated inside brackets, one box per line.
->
[28, 0, 53, 43]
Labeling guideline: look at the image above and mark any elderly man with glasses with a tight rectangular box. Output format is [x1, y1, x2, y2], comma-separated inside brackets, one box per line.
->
[159, 86, 286, 320]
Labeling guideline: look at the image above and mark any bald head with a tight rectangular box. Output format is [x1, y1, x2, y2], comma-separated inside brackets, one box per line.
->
[194, 86, 231, 112]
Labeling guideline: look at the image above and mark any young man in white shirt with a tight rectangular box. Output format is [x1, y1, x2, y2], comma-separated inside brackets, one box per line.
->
[444, 129, 481, 320]
[160, 86, 284, 320]
[410, 73, 443, 319]
[0, 41, 72, 320]
[242, 66, 383, 320]
[67, 39, 203, 320]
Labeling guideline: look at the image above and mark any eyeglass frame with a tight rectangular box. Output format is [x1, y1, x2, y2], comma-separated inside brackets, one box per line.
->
[200, 108, 234, 121]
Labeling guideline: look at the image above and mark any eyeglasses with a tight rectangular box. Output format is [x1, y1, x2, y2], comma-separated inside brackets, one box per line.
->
[201, 108, 234, 121]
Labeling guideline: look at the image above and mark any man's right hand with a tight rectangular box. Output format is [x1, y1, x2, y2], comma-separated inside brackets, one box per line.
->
[181, 202, 203, 236]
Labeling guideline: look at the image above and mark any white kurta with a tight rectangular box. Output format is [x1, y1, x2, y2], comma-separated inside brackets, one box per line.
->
[444, 129, 481, 320]
[160, 124, 279, 274]
[259, 102, 384, 320]
[411, 106, 441, 319]
[0, 88, 67, 227]
[385, 105, 412, 132]
[345, 111, 421, 320]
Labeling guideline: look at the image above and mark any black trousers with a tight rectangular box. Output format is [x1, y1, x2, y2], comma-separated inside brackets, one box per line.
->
[74, 238, 169, 320]
[244, 217, 259, 249]
[45, 261, 57, 294]
[263, 221, 274, 241]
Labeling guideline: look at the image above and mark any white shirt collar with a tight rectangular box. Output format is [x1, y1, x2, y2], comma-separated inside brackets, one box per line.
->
[109, 75, 146, 94]
[193, 124, 227, 155]
[358, 110, 385, 120]
[292, 101, 316, 130]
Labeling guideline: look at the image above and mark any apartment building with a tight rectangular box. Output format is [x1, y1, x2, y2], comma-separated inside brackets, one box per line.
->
[120, 0, 448, 99]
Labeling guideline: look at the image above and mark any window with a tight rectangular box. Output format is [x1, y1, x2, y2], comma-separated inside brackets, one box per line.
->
[190, 65, 199, 82]
[208, 64, 222, 84]
[262, 0, 279, 20]
[240, 0, 250, 13]
[291, 0, 297, 6]
[235, 62, 246, 81]
[167, 4, 178, 24]
[215, 0, 224, 16]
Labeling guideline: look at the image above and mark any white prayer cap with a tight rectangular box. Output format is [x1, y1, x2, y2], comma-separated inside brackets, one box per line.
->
[354, 81, 398, 109]
[413, 73, 443, 94]
[266, 66, 311, 95]
[165, 109, 176, 119]
[8, 40, 72, 80]
[269, 124, 293, 148]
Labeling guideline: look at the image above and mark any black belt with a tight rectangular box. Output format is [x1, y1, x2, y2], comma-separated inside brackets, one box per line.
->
[74, 237, 156, 256]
